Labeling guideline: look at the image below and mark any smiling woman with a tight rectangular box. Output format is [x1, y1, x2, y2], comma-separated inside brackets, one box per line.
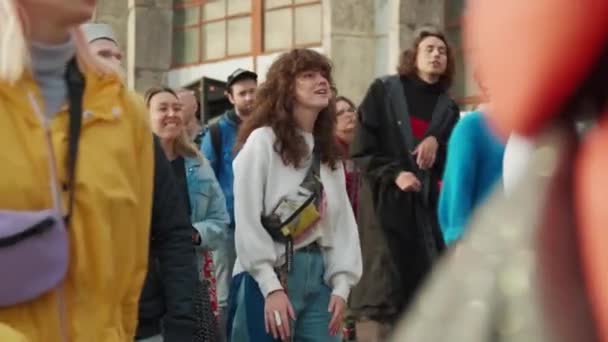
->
[144, 85, 230, 342]
[145, 86, 200, 161]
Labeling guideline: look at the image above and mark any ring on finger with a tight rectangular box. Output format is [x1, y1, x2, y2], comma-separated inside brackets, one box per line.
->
[273, 310, 282, 327]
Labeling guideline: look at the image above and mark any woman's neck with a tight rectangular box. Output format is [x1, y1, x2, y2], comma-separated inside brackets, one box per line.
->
[293, 105, 319, 133]
[160, 138, 177, 160]
[28, 19, 72, 45]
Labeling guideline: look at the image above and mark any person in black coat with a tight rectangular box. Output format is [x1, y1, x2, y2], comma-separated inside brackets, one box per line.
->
[349, 26, 460, 334]
[135, 137, 199, 341]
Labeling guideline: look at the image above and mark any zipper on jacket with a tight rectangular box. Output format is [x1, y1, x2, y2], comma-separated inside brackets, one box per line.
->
[28, 92, 70, 342]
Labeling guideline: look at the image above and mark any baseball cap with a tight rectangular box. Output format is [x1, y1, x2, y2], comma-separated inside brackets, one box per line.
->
[81, 23, 118, 44]
[226, 68, 257, 88]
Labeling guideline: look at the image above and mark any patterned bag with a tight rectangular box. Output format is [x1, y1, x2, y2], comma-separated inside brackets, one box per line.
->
[194, 273, 219, 342]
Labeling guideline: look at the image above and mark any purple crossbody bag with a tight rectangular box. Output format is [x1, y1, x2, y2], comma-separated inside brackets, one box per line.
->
[0, 59, 84, 307]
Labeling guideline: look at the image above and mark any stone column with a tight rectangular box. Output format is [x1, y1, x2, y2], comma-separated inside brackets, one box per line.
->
[92, 1, 129, 72]
[375, 0, 401, 77]
[126, 0, 173, 93]
[399, 0, 446, 50]
[326, 0, 377, 104]
[93, 1, 129, 57]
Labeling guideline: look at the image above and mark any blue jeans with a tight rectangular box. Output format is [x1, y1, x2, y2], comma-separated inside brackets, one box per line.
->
[229, 247, 341, 342]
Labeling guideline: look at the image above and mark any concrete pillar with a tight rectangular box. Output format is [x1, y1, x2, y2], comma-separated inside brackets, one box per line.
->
[92, 1, 129, 76]
[399, 0, 446, 50]
[375, 0, 400, 77]
[127, 0, 173, 93]
[92, 1, 129, 57]
[326, 0, 377, 104]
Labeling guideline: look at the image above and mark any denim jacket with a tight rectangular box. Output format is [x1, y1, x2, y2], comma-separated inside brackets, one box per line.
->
[185, 156, 230, 253]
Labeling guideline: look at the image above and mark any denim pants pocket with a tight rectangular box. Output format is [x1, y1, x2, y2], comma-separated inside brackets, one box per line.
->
[287, 250, 341, 342]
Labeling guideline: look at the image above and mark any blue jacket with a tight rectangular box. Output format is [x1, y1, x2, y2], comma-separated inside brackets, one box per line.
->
[201, 110, 240, 227]
[185, 156, 230, 254]
[438, 112, 505, 244]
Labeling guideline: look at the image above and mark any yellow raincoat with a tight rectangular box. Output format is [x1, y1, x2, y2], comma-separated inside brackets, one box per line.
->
[0, 68, 154, 341]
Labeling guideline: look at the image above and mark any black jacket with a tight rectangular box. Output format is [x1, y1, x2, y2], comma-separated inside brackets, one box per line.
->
[136, 136, 198, 341]
[350, 75, 459, 314]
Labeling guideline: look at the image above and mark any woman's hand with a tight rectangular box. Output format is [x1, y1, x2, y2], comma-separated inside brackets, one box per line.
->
[328, 295, 346, 336]
[192, 228, 201, 245]
[412, 136, 439, 170]
[265, 290, 296, 341]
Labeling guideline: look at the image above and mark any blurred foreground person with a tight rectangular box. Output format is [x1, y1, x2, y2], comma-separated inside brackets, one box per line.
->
[0, 1, 154, 341]
[82, 23, 200, 342]
[390, 1, 608, 341]
[438, 78, 504, 245]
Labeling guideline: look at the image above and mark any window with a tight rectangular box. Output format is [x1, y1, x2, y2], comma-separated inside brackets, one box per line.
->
[173, 0, 253, 66]
[172, 0, 323, 67]
[264, 0, 322, 52]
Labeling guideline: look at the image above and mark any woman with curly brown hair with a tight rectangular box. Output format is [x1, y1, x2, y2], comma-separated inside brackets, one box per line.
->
[226, 49, 362, 341]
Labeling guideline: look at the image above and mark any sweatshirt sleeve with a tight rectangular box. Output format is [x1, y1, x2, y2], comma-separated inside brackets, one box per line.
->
[232, 129, 282, 298]
[323, 164, 363, 301]
[438, 114, 479, 244]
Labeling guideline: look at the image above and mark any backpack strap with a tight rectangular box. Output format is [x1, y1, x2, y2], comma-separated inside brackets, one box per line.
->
[210, 122, 222, 161]
[64, 58, 85, 226]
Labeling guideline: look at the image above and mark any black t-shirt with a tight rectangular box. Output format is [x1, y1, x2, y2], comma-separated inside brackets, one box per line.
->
[400, 75, 443, 142]
[170, 156, 191, 215]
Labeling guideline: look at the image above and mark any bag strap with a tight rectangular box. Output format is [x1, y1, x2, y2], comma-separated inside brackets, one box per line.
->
[63, 58, 85, 226]
[210, 122, 222, 162]
[304, 149, 321, 183]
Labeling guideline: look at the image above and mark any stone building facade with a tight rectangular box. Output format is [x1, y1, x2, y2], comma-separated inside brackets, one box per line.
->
[93, 0, 475, 120]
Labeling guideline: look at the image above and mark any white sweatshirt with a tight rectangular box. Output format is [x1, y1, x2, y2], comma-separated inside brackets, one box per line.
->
[232, 127, 362, 300]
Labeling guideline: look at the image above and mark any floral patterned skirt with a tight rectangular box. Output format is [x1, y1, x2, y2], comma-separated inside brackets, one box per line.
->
[195, 250, 220, 341]
[201, 250, 218, 318]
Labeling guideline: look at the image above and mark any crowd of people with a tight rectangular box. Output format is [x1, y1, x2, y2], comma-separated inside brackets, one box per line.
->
[1, 0, 607, 342]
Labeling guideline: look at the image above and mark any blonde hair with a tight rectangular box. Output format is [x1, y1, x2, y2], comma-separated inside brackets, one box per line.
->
[0, 0, 117, 84]
[144, 86, 203, 161]
[175, 133, 202, 160]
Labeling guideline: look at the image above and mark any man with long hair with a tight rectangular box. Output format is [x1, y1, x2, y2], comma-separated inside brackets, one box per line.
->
[350, 25, 459, 339]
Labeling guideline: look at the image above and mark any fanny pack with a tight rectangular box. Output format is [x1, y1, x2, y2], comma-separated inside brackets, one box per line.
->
[0, 58, 84, 307]
[261, 150, 324, 273]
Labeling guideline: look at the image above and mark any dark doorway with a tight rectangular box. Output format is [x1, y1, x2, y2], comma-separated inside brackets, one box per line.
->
[202, 77, 232, 124]
[181, 77, 232, 125]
